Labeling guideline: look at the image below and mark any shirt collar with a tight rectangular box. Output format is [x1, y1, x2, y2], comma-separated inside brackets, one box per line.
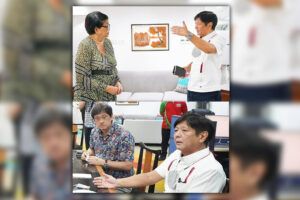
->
[249, 192, 269, 200]
[202, 31, 217, 41]
[180, 147, 210, 166]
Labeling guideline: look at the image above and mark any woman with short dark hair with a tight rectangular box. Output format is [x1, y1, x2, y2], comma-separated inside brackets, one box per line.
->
[74, 11, 122, 102]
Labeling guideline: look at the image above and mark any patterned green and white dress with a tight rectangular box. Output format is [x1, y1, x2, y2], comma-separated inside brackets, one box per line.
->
[2, 0, 74, 102]
[74, 36, 120, 102]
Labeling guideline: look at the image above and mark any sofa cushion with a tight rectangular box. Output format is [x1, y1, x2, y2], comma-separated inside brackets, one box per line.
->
[116, 92, 132, 101]
[118, 70, 178, 92]
[163, 91, 187, 101]
[128, 92, 163, 101]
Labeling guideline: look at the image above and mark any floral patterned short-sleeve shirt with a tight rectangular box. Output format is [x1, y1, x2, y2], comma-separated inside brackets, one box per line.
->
[89, 122, 135, 178]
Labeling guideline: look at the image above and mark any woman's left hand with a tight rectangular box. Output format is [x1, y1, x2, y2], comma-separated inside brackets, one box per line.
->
[115, 82, 123, 94]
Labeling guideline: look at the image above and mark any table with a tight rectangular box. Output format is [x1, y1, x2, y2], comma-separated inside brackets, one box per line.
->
[72, 150, 116, 193]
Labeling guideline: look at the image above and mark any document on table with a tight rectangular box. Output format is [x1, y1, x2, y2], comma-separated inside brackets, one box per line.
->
[73, 173, 92, 179]
[73, 189, 96, 193]
[74, 183, 90, 189]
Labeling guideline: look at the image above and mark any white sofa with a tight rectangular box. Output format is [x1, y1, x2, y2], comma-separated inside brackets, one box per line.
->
[116, 70, 187, 101]
[116, 68, 230, 101]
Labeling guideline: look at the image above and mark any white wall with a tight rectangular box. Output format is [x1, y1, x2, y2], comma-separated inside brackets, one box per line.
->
[73, 6, 230, 84]
[266, 104, 300, 131]
[209, 102, 229, 116]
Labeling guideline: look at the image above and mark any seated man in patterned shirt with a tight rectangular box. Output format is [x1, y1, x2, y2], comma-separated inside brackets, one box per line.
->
[31, 106, 72, 200]
[81, 103, 135, 183]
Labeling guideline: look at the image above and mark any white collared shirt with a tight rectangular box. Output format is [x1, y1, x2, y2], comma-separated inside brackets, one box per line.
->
[188, 31, 226, 93]
[232, 4, 292, 85]
[155, 147, 226, 193]
[249, 193, 269, 200]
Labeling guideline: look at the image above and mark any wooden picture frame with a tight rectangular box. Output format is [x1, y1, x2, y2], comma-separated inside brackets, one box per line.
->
[131, 24, 169, 51]
[115, 101, 139, 105]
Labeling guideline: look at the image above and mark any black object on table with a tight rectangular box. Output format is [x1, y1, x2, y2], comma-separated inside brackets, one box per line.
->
[72, 150, 111, 193]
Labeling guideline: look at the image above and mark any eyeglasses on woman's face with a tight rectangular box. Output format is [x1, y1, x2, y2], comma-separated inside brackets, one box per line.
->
[102, 23, 110, 30]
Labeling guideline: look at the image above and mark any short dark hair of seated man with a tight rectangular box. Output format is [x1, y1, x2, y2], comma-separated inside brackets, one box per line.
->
[91, 102, 112, 119]
[230, 125, 279, 199]
[34, 107, 72, 162]
[81, 103, 135, 179]
[174, 112, 215, 148]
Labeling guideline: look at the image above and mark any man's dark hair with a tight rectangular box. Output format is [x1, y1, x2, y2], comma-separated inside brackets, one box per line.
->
[174, 112, 215, 146]
[91, 103, 113, 119]
[231, 125, 279, 189]
[85, 11, 108, 34]
[34, 108, 71, 136]
[194, 11, 218, 30]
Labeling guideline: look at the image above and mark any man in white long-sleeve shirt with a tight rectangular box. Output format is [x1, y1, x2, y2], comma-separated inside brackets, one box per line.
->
[93, 113, 226, 193]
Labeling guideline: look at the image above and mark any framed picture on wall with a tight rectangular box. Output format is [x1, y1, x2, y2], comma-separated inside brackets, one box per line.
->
[131, 24, 169, 51]
[115, 101, 139, 105]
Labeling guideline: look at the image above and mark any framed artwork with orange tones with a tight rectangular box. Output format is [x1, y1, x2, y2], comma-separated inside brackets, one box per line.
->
[131, 24, 169, 51]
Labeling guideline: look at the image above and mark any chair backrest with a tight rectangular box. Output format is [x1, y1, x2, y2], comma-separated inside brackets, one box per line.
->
[136, 142, 161, 193]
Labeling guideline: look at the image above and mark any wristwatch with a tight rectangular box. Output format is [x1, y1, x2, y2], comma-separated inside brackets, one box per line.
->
[103, 160, 108, 170]
[187, 33, 193, 40]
